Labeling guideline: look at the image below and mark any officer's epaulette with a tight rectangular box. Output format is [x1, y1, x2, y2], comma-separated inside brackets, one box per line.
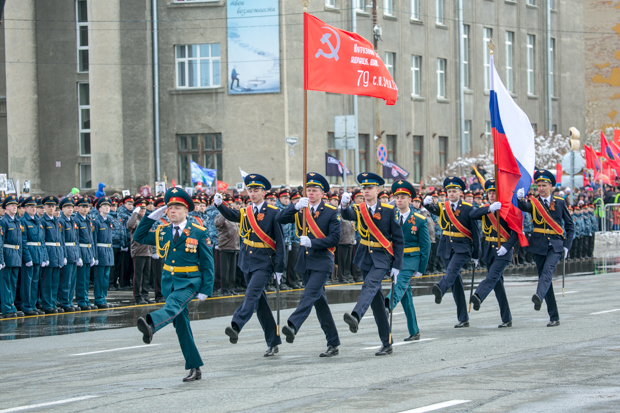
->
[462, 202, 472, 207]
[192, 223, 206, 231]
[381, 203, 394, 209]
[267, 204, 279, 210]
[158, 222, 171, 228]
[553, 196, 564, 201]
[414, 212, 426, 220]
[324, 203, 336, 210]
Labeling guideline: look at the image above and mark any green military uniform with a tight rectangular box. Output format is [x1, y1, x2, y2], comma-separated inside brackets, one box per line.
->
[386, 180, 431, 339]
[134, 188, 214, 372]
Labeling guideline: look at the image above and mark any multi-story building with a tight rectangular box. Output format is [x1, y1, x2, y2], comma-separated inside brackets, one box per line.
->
[0, 0, 585, 194]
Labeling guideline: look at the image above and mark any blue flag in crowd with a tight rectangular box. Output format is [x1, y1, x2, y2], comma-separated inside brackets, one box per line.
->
[190, 161, 216, 186]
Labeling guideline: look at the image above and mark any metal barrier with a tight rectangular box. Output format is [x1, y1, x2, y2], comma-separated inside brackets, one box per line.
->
[602, 203, 620, 233]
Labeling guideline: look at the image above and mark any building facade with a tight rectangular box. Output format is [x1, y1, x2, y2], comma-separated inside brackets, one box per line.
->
[0, 0, 585, 194]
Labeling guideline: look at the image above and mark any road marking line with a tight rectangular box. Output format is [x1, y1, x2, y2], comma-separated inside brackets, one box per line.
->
[0, 396, 99, 412]
[363, 338, 436, 350]
[555, 291, 578, 295]
[399, 399, 471, 413]
[71, 344, 161, 356]
[591, 309, 620, 315]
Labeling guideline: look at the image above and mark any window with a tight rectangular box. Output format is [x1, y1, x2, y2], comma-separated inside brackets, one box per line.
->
[385, 52, 395, 79]
[550, 0, 556, 10]
[76, 0, 89, 73]
[359, 134, 370, 172]
[355, 0, 365, 11]
[549, 37, 556, 97]
[485, 121, 492, 145]
[436, 0, 444, 24]
[178, 133, 223, 186]
[463, 24, 470, 89]
[175, 44, 221, 89]
[483, 28, 493, 90]
[437, 58, 446, 98]
[505, 31, 514, 93]
[413, 136, 423, 182]
[463, 120, 472, 154]
[411, 55, 422, 96]
[411, 0, 420, 20]
[79, 164, 91, 190]
[527, 0, 535, 5]
[78, 83, 90, 156]
[527, 35, 535, 95]
[325, 0, 336, 7]
[552, 124, 557, 134]
[439, 137, 448, 170]
[384, 0, 393, 15]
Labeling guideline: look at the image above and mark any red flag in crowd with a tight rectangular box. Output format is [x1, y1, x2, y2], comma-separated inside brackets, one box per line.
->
[216, 181, 228, 192]
[584, 145, 601, 171]
[303, 13, 398, 105]
[556, 163, 562, 185]
[600, 132, 620, 170]
[614, 129, 620, 147]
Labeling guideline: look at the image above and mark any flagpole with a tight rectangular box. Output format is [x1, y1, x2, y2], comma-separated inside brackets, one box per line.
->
[302, 0, 309, 237]
[488, 39, 502, 249]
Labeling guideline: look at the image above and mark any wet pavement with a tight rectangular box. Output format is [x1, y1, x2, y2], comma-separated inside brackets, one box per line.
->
[1, 255, 617, 340]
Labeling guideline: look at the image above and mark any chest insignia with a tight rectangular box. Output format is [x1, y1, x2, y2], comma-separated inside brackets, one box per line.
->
[185, 237, 198, 253]
[183, 228, 190, 236]
[257, 213, 265, 222]
[373, 212, 381, 220]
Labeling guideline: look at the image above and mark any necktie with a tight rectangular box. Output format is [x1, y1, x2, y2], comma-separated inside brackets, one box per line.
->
[544, 199, 549, 209]
[173, 226, 180, 243]
[452, 203, 456, 212]
[368, 206, 373, 216]
[399, 215, 404, 226]
[253, 206, 258, 215]
[311, 206, 315, 215]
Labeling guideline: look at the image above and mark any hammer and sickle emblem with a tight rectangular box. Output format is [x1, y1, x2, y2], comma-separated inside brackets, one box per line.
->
[315, 26, 340, 61]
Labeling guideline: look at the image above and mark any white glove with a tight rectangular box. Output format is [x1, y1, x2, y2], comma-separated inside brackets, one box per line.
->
[390, 268, 399, 282]
[197, 293, 208, 301]
[300, 235, 312, 248]
[121, 247, 128, 252]
[274, 272, 282, 285]
[497, 246, 508, 256]
[40, 261, 47, 268]
[77, 258, 83, 267]
[63, 258, 67, 266]
[149, 205, 168, 221]
[489, 202, 501, 213]
[151, 253, 159, 260]
[90, 257, 95, 266]
[94, 260, 99, 266]
[423, 196, 433, 205]
[388, 199, 396, 206]
[0, 264, 4, 270]
[564, 247, 569, 258]
[341, 192, 351, 206]
[517, 188, 525, 200]
[132, 207, 141, 215]
[353, 240, 356, 245]
[295, 197, 309, 210]
[472, 258, 479, 267]
[213, 193, 223, 206]
[288, 245, 292, 251]
[25, 261, 33, 267]
[214, 245, 219, 250]
[413, 271, 423, 278]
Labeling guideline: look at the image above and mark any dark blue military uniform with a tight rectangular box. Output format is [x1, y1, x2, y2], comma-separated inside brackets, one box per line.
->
[1, 196, 23, 316]
[40, 196, 66, 313]
[340, 173, 404, 348]
[517, 170, 574, 322]
[93, 197, 114, 307]
[426, 176, 480, 325]
[75, 198, 97, 309]
[59, 198, 80, 310]
[276, 172, 341, 350]
[217, 174, 285, 351]
[20, 197, 48, 314]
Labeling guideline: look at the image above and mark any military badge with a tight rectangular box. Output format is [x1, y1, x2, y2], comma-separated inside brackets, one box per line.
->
[185, 237, 198, 253]
[183, 228, 190, 236]
[314, 210, 320, 219]
[257, 213, 265, 221]
[455, 209, 460, 217]
[373, 212, 381, 220]
[549, 201, 555, 211]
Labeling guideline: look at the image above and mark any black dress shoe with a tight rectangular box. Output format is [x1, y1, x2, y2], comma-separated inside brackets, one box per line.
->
[454, 321, 470, 328]
[343, 312, 359, 333]
[3, 313, 16, 319]
[498, 321, 512, 328]
[90, 305, 98, 310]
[56, 308, 64, 313]
[63, 307, 76, 313]
[404, 332, 421, 341]
[146, 299, 155, 304]
[375, 345, 393, 356]
[264, 346, 279, 357]
[293, 283, 304, 289]
[135, 300, 148, 305]
[44, 308, 58, 314]
[225, 325, 239, 344]
[37, 310, 45, 315]
[282, 325, 296, 343]
[432, 284, 442, 304]
[532, 294, 542, 311]
[547, 320, 560, 327]
[183, 367, 202, 382]
[16, 311, 25, 317]
[266, 285, 276, 292]
[98, 304, 110, 309]
[24, 310, 39, 316]
[137, 317, 154, 344]
[79, 305, 91, 311]
[156, 298, 166, 303]
[280, 284, 291, 290]
[470, 294, 481, 311]
[319, 345, 339, 357]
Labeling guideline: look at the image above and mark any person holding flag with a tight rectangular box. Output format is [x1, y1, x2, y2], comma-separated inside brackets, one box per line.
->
[276, 172, 342, 357]
[214, 173, 285, 357]
[517, 170, 573, 327]
[423, 177, 480, 328]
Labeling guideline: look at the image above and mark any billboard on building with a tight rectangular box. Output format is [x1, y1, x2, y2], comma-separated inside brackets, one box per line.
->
[227, 0, 280, 95]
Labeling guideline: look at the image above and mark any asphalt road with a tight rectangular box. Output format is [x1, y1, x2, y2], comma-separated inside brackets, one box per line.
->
[1, 266, 620, 412]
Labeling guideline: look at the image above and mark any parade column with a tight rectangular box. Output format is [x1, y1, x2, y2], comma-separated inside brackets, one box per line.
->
[4, 0, 41, 192]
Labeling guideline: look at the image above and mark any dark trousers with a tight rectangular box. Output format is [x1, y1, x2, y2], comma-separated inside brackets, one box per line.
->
[232, 268, 282, 347]
[21, 264, 40, 313]
[110, 247, 122, 287]
[532, 248, 560, 321]
[438, 250, 470, 323]
[213, 249, 221, 290]
[352, 265, 391, 346]
[1, 267, 19, 314]
[133, 256, 152, 302]
[94, 266, 111, 306]
[40, 267, 61, 311]
[76, 264, 92, 307]
[151, 257, 164, 301]
[116, 250, 132, 287]
[59, 264, 77, 309]
[287, 244, 301, 286]
[287, 270, 340, 347]
[337, 244, 353, 281]
[220, 250, 238, 292]
[475, 256, 512, 323]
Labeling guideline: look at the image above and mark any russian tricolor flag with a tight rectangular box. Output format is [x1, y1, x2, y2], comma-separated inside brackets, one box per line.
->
[489, 54, 535, 246]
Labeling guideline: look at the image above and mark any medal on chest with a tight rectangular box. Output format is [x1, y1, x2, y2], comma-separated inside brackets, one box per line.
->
[185, 238, 198, 253]
[257, 213, 265, 221]
[408, 216, 417, 234]
[373, 212, 381, 220]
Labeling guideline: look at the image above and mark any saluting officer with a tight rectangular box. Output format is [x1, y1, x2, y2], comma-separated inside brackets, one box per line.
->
[340, 172, 405, 356]
[469, 179, 516, 328]
[75, 197, 97, 310]
[93, 197, 114, 309]
[1, 195, 24, 318]
[277, 172, 341, 357]
[40, 196, 67, 314]
[214, 173, 285, 357]
[388, 180, 431, 341]
[20, 196, 48, 316]
[423, 176, 480, 328]
[59, 197, 80, 312]
[517, 170, 573, 327]
[134, 187, 214, 382]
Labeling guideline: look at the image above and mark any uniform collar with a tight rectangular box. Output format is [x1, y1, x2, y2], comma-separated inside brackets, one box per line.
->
[252, 201, 265, 211]
[540, 195, 552, 204]
[366, 201, 378, 213]
[172, 220, 187, 232]
[399, 208, 411, 223]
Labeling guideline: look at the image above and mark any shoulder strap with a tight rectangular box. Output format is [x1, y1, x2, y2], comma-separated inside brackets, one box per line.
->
[305, 208, 335, 255]
[246, 206, 276, 250]
[442, 201, 472, 239]
[359, 203, 394, 256]
[529, 196, 564, 236]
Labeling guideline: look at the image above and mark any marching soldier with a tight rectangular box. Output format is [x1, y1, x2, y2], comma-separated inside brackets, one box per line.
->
[469, 179, 516, 328]
[134, 187, 214, 382]
[214, 173, 285, 357]
[20, 197, 48, 316]
[423, 176, 480, 328]
[277, 172, 341, 357]
[59, 197, 80, 311]
[93, 197, 114, 309]
[75, 197, 97, 310]
[40, 196, 67, 314]
[517, 170, 574, 327]
[1, 195, 24, 318]
[387, 180, 430, 341]
[340, 172, 404, 356]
